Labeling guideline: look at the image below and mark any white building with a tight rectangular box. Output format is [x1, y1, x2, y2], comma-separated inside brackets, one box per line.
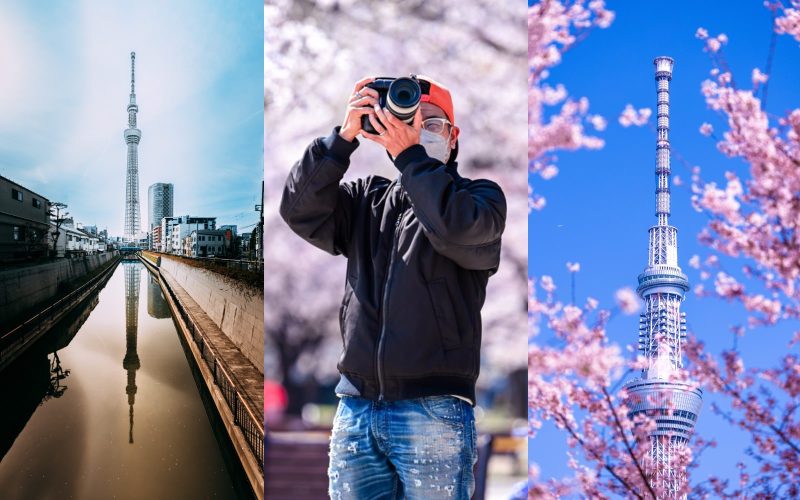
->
[50, 224, 101, 257]
[188, 229, 225, 257]
[159, 216, 174, 253]
[182, 235, 193, 257]
[166, 215, 216, 255]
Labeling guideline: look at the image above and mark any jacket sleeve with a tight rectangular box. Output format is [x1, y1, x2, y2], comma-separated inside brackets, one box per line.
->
[394, 145, 506, 272]
[279, 128, 362, 257]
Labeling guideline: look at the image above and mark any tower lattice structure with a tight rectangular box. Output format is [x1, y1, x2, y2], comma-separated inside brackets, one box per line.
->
[124, 52, 141, 243]
[624, 57, 703, 499]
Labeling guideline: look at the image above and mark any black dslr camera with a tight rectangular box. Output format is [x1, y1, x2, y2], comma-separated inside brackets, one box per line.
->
[361, 76, 422, 135]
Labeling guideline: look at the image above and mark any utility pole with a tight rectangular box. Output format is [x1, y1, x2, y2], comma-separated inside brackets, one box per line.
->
[49, 202, 69, 257]
[256, 180, 264, 266]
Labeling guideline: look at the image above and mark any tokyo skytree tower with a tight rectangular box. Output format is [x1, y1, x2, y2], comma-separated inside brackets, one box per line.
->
[624, 57, 703, 498]
[124, 52, 141, 242]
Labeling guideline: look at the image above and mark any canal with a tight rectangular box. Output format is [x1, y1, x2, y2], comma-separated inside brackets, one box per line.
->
[0, 260, 246, 499]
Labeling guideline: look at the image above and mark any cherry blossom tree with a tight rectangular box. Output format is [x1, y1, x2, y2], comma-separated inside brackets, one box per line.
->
[529, 1, 800, 497]
[528, 0, 613, 211]
[529, 268, 710, 498]
[266, 0, 528, 416]
[679, 9, 800, 495]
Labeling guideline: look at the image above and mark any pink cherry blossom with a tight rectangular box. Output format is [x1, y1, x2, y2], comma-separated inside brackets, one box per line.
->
[541, 275, 556, 293]
[540, 165, 559, 180]
[588, 114, 608, 131]
[775, 0, 800, 42]
[618, 104, 652, 127]
[698, 181, 742, 221]
[614, 287, 640, 314]
[714, 271, 745, 299]
[529, 279, 699, 497]
[682, 19, 800, 495]
[752, 68, 769, 87]
[703, 33, 728, 54]
[530, 194, 547, 212]
[529, 0, 613, 207]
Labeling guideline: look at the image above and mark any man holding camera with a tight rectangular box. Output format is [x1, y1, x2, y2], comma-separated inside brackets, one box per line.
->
[280, 75, 506, 499]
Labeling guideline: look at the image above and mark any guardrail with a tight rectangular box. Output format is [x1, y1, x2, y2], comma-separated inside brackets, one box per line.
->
[147, 251, 263, 273]
[158, 268, 265, 468]
[193, 255, 263, 273]
[0, 255, 120, 367]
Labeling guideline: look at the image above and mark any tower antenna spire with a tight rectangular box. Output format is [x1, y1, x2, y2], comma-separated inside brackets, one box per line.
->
[130, 51, 136, 96]
[654, 56, 673, 227]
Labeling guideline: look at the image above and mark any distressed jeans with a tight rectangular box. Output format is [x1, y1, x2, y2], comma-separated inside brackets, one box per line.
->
[328, 395, 478, 499]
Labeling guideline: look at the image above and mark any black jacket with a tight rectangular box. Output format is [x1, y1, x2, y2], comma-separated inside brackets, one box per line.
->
[279, 128, 506, 403]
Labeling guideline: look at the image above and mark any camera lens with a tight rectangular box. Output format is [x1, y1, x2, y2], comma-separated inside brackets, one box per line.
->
[386, 77, 421, 123]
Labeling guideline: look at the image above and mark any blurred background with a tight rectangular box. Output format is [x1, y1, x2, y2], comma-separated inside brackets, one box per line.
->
[264, 0, 528, 497]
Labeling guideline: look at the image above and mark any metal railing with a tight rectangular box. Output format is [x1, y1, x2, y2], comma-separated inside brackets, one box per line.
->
[216, 359, 265, 467]
[193, 255, 263, 273]
[196, 257, 264, 271]
[159, 269, 265, 467]
[146, 251, 262, 273]
[0, 254, 120, 365]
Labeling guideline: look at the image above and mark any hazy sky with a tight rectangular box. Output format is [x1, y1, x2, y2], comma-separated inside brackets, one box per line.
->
[0, 1, 263, 237]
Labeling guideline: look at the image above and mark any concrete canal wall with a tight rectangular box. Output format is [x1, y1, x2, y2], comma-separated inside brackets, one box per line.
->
[144, 253, 263, 374]
[0, 252, 117, 324]
[140, 252, 264, 498]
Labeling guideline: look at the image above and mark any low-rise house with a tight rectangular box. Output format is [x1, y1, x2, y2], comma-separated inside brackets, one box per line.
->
[0, 175, 50, 261]
[189, 229, 225, 257]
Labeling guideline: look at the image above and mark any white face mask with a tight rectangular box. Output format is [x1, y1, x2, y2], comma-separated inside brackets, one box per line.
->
[420, 128, 451, 164]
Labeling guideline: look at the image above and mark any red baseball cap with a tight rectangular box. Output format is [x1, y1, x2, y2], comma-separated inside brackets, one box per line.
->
[417, 75, 455, 125]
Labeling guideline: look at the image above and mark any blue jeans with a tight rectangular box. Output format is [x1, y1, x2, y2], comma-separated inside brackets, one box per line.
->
[328, 395, 477, 499]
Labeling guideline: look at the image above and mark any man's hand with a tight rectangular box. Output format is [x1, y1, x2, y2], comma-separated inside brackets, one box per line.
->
[362, 106, 422, 158]
[339, 77, 379, 142]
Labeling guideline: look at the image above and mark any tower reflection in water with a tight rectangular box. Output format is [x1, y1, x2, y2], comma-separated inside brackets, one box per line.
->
[147, 273, 171, 319]
[0, 261, 240, 497]
[122, 262, 141, 444]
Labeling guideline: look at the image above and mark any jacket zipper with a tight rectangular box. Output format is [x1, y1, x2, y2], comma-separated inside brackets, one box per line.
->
[376, 192, 407, 400]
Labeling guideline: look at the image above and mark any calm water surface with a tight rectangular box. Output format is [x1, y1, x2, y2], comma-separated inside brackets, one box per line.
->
[0, 261, 239, 499]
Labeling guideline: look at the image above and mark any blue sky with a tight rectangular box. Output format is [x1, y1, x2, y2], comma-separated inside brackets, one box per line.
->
[0, 1, 263, 237]
[530, 0, 800, 488]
